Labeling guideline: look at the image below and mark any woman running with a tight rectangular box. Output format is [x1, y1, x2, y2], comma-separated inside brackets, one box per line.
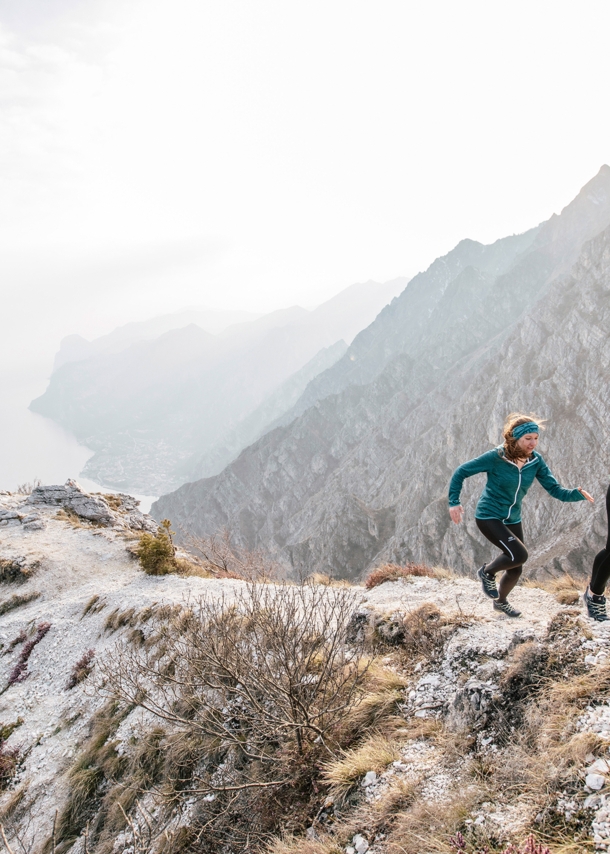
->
[584, 484, 610, 621]
[448, 413, 594, 617]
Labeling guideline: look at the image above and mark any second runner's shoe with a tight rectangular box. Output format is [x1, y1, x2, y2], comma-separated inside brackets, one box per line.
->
[493, 599, 522, 618]
[478, 565, 499, 599]
[584, 587, 609, 622]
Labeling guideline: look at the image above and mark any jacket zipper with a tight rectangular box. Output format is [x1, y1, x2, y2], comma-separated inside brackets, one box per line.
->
[503, 466, 521, 523]
[501, 452, 535, 523]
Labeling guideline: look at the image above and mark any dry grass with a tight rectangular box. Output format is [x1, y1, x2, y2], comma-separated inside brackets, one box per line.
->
[267, 834, 343, 854]
[82, 594, 106, 617]
[523, 573, 583, 605]
[104, 607, 138, 632]
[322, 734, 401, 795]
[308, 572, 354, 588]
[55, 507, 85, 527]
[174, 557, 214, 577]
[0, 591, 40, 616]
[365, 562, 436, 589]
[384, 785, 484, 854]
[339, 662, 407, 736]
[0, 559, 38, 585]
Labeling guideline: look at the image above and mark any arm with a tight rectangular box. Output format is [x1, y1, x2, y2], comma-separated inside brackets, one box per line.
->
[448, 450, 496, 508]
[535, 457, 586, 503]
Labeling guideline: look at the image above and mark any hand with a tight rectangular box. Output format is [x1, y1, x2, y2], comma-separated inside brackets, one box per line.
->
[449, 505, 463, 524]
[578, 488, 595, 503]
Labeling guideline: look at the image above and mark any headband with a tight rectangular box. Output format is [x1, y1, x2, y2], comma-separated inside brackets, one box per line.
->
[512, 422, 539, 440]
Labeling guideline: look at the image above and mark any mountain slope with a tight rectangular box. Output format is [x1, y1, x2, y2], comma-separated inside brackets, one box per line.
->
[153, 167, 610, 580]
[280, 165, 610, 422]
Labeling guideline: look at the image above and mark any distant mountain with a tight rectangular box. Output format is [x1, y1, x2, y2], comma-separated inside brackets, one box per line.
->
[153, 166, 610, 581]
[32, 279, 406, 493]
[180, 339, 348, 481]
[53, 308, 261, 371]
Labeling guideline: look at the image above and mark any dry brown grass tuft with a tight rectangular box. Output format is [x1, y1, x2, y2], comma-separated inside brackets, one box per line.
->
[321, 734, 401, 795]
[547, 573, 583, 605]
[55, 507, 87, 527]
[384, 785, 484, 854]
[523, 573, 583, 605]
[0, 591, 40, 616]
[365, 562, 436, 589]
[174, 557, 214, 578]
[308, 572, 354, 588]
[339, 662, 407, 737]
[266, 834, 342, 854]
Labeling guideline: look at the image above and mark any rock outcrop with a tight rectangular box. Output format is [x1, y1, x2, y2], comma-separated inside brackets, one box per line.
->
[153, 166, 610, 581]
[1, 503, 609, 853]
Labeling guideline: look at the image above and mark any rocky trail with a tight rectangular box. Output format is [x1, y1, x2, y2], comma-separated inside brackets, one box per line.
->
[1, 484, 610, 853]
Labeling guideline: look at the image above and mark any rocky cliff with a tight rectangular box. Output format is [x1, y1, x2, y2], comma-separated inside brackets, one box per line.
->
[153, 166, 610, 581]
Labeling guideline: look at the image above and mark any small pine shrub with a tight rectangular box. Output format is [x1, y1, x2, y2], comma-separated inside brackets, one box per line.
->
[365, 562, 435, 589]
[66, 649, 95, 689]
[135, 519, 177, 575]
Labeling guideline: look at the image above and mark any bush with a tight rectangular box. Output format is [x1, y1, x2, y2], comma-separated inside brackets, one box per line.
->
[101, 582, 369, 851]
[365, 562, 435, 589]
[135, 519, 177, 575]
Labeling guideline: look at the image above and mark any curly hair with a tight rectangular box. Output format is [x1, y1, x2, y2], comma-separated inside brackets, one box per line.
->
[502, 412, 546, 461]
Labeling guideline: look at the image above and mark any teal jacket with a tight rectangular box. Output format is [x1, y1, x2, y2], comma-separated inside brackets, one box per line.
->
[448, 447, 585, 524]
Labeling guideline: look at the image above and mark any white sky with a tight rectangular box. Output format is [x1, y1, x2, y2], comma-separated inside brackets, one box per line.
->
[1, 0, 610, 352]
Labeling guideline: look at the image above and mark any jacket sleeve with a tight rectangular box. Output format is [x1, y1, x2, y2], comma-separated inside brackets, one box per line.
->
[535, 457, 585, 503]
[448, 451, 495, 507]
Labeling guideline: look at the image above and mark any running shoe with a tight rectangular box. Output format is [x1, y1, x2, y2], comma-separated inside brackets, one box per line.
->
[493, 599, 522, 618]
[584, 587, 609, 622]
[477, 565, 499, 599]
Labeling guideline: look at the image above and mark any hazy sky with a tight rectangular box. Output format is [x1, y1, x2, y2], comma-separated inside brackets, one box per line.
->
[1, 0, 610, 350]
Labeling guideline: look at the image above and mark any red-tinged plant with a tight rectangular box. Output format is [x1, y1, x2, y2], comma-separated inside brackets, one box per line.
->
[6, 622, 51, 688]
[66, 649, 95, 690]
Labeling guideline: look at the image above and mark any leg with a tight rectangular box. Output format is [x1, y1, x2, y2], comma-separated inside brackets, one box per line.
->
[590, 484, 610, 596]
[476, 519, 528, 602]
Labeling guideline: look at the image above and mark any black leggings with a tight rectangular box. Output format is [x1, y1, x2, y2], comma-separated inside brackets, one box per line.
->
[590, 484, 610, 596]
[476, 518, 528, 601]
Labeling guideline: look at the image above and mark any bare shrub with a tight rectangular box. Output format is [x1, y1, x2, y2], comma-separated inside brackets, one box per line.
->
[365, 562, 435, 589]
[66, 650, 95, 690]
[15, 479, 41, 495]
[99, 582, 368, 851]
[185, 528, 285, 581]
[135, 519, 177, 575]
